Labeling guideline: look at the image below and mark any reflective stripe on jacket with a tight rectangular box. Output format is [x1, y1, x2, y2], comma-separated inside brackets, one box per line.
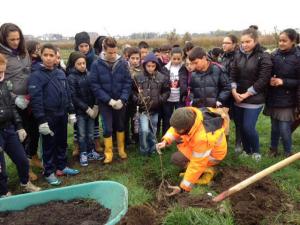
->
[162, 107, 227, 191]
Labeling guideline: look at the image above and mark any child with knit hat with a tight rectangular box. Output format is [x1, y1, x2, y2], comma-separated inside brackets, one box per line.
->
[67, 52, 103, 167]
[156, 107, 227, 196]
[72, 31, 101, 157]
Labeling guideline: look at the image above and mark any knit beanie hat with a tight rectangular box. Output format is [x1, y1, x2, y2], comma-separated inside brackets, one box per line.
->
[75, 31, 90, 48]
[170, 108, 196, 132]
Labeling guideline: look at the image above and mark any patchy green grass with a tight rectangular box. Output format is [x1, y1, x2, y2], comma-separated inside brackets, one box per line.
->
[4, 114, 300, 224]
[163, 206, 234, 225]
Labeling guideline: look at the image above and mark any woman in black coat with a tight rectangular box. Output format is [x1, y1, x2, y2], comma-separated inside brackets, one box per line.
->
[265, 28, 300, 157]
[230, 26, 272, 161]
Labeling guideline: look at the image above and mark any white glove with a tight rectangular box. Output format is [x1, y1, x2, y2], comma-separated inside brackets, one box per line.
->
[39, 123, 54, 136]
[113, 99, 123, 110]
[68, 114, 77, 125]
[15, 95, 29, 110]
[17, 129, 27, 142]
[91, 105, 99, 119]
[108, 99, 117, 107]
[216, 101, 223, 107]
[86, 107, 94, 118]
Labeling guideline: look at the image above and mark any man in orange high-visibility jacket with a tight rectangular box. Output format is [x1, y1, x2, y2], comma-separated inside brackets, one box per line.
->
[156, 107, 227, 196]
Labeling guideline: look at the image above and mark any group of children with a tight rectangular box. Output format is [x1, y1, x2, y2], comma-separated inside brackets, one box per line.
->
[0, 22, 300, 196]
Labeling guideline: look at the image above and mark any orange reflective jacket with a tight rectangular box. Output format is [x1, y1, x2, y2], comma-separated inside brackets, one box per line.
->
[162, 107, 227, 191]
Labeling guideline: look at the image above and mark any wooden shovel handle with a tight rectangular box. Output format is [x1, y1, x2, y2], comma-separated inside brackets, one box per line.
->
[213, 152, 300, 202]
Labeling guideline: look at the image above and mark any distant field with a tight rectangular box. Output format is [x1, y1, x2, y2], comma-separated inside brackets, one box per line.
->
[49, 34, 278, 61]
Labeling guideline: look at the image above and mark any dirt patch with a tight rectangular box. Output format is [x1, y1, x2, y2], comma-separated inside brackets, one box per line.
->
[176, 192, 217, 208]
[213, 167, 287, 225]
[0, 199, 110, 225]
[118, 204, 157, 225]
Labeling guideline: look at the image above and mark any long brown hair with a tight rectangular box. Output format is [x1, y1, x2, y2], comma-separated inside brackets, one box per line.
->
[0, 23, 27, 57]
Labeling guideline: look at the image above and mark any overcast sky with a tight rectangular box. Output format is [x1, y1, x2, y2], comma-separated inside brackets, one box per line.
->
[0, 0, 299, 37]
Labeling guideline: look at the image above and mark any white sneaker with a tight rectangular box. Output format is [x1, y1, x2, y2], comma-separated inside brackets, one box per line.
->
[252, 153, 262, 162]
[0, 191, 12, 198]
[21, 181, 41, 192]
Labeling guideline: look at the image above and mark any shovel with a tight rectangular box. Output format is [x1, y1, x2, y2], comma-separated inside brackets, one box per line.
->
[213, 152, 300, 202]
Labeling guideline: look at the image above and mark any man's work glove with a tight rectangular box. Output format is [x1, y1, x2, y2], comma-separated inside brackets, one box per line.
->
[166, 185, 184, 197]
[39, 123, 54, 136]
[91, 105, 99, 119]
[156, 140, 167, 155]
[15, 95, 30, 110]
[86, 107, 94, 118]
[17, 129, 27, 142]
[108, 99, 117, 108]
[113, 99, 123, 110]
[68, 114, 77, 125]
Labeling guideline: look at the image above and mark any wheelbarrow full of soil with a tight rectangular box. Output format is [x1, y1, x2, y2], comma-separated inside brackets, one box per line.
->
[0, 181, 128, 225]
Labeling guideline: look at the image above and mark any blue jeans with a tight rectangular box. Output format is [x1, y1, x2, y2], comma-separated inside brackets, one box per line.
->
[162, 101, 181, 134]
[234, 105, 263, 154]
[139, 113, 158, 155]
[271, 118, 292, 154]
[77, 114, 95, 153]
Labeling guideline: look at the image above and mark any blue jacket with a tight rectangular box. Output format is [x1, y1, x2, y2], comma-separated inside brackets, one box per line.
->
[31, 59, 43, 72]
[67, 68, 96, 115]
[28, 66, 74, 124]
[89, 56, 132, 104]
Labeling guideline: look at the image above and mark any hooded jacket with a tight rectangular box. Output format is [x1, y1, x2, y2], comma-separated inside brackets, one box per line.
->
[162, 107, 227, 192]
[0, 43, 31, 95]
[132, 53, 170, 112]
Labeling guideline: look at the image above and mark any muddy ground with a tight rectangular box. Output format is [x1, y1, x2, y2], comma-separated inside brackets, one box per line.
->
[119, 166, 290, 225]
[0, 199, 110, 225]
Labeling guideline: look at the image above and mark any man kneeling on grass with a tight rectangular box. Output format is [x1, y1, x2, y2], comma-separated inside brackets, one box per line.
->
[156, 107, 227, 196]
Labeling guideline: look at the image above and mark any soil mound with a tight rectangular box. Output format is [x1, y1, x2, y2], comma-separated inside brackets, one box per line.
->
[213, 167, 286, 225]
[0, 199, 110, 225]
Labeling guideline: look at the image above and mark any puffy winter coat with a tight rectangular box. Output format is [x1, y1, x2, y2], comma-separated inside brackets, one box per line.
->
[0, 81, 23, 129]
[190, 63, 231, 107]
[89, 56, 132, 104]
[162, 107, 227, 191]
[220, 50, 236, 75]
[67, 69, 96, 115]
[28, 66, 74, 124]
[266, 47, 300, 108]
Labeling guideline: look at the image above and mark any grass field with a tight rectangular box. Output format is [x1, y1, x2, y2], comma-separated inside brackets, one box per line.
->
[4, 113, 300, 225]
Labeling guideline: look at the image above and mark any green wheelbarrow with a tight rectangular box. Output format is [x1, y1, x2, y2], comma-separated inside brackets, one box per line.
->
[0, 181, 128, 225]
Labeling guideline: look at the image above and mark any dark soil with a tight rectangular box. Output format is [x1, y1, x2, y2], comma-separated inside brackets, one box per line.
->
[212, 167, 287, 225]
[0, 199, 110, 225]
[118, 204, 157, 225]
[118, 166, 290, 225]
[176, 192, 217, 208]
